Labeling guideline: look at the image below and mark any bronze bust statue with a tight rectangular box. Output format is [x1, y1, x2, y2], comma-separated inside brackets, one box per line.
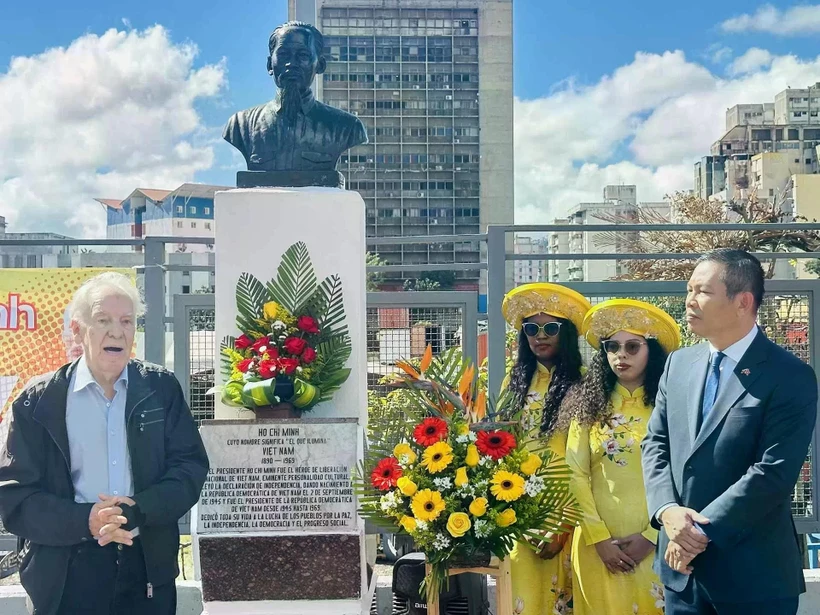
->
[223, 21, 368, 188]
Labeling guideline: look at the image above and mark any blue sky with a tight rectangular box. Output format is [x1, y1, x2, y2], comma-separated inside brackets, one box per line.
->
[3, 1, 820, 235]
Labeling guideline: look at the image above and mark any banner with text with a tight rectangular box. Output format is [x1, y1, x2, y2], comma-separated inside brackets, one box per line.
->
[0, 268, 136, 425]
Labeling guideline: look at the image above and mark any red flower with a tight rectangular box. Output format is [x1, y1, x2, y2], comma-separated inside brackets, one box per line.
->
[278, 358, 300, 375]
[235, 334, 252, 350]
[284, 336, 308, 356]
[258, 359, 278, 379]
[476, 430, 517, 460]
[251, 337, 272, 355]
[237, 358, 253, 373]
[302, 347, 317, 364]
[371, 457, 403, 491]
[413, 417, 448, 447]
[297, 315, 320, 334]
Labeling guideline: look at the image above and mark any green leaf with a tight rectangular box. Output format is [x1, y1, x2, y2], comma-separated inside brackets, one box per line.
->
[266, 242, 318, 315]
[235, 272, 268, 333]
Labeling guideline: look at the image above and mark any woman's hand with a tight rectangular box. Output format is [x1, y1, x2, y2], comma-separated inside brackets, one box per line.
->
[612, 534, 655, 565]
[537, 531, 570, 560]
[595, 539, 636, 575]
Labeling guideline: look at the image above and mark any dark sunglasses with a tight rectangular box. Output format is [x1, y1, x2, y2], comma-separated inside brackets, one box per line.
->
[603, 340, 647, 356]
[522, 322, 562, 338]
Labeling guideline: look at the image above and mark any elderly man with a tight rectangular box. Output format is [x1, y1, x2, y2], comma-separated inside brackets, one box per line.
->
[223, 20, 368, 173]
[642, 249, 817, 615]
[0, 272, 209, 615]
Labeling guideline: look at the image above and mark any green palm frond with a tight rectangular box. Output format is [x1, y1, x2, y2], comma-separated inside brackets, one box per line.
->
[219, 336, 236, 379]
[266, 242, 317, 315]
[235, 273, 268, 333]
[313, 336, 352, 402]
[309, 274, 348, 338]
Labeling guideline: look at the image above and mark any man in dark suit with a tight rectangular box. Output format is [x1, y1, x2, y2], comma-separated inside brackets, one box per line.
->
[642, 248, 818, 615]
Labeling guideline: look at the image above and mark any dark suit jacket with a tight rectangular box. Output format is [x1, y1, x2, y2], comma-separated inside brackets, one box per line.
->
[642, 330, 818, 603]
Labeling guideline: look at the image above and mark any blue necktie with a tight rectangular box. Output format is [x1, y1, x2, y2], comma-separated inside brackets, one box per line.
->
[701, 351, 725, 424]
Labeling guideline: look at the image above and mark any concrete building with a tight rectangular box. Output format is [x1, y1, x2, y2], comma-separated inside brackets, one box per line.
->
[792, 174, 820, 279]
[513, 235, 548, 284]
[0, 215, 78, 268]
[288, 0, 514, 292]
[547, 186, 671, 282]
[98, 184, 228, 253]
[701, 83, 820, 201]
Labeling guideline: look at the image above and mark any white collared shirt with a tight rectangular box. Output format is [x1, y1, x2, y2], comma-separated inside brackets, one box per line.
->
[708, 323, 759, 397]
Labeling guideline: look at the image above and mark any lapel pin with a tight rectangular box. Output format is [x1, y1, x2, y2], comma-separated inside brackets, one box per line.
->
[741, 368, 750, 376]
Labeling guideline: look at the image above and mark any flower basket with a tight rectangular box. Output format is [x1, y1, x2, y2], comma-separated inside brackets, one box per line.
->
[353, 347, 580, 598]
[209, 241, 352, 415]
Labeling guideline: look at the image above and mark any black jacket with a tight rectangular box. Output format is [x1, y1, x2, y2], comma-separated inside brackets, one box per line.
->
[0, 359, 209, 615]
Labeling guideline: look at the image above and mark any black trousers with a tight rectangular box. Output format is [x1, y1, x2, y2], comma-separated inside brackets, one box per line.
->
[665, 577, 798, 615]
[56, 537, 176, 615]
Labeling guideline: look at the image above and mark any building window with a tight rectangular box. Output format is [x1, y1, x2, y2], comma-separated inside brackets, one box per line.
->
[27, 255, 38, 267]
[204, 207, 211, 215]
[205, 222, 212, 230]
[191, 221, 197, 229]
[176, 206, 183, 213]
[182, 285, 190, 294]
[176, 221, 183, 228]
[189, 206, 196, 214]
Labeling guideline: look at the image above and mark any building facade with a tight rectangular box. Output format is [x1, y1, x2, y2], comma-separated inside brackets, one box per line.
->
[512, 235, 548, 284]
[98, 184, 227, 253]
[0, 215, 78, 268]
[289, 0, 514, 291]
[700, 82, 820, 201]
[547, 186, 671, 283]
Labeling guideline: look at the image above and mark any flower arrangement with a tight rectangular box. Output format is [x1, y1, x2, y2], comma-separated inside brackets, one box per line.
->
[214, 241, 351, 415]
[354, 348, 579, 596]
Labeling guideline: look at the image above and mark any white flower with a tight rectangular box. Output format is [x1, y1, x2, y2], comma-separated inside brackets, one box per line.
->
[525, 475, 545, 496]
[273, 320, 287, 330]
[380, 491, 400, 512]
[479, 456, 492, 467]
[415, 520, 429, 531]
[433, 477, 453, 490]
[278, 335, 287, 341]
[456, 434, 470, 444]
[625, 437, 635, 447]
[296, 366, 303, 373]
[604, 439, 621, 455]
[610, 413, 626, 426]
[615, 458, 627, 467]
[473, 519, 491, 538]
[433, 533, 451, 551]
[398, 454, 413, 466]
[514, 597, 525, 615]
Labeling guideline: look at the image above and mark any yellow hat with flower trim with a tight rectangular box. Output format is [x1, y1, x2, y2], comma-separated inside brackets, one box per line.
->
[502, 283, 592, 333]
[582, 298, 681, 354]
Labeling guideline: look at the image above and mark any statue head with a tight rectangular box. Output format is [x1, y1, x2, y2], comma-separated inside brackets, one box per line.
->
[267, 22, 326, 94]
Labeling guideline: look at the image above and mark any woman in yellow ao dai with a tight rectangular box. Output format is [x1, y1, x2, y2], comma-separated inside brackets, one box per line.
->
[501, 283, 591, 615]
[563, 299, 681, 615]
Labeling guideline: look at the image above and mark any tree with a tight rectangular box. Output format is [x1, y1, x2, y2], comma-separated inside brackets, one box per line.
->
[366, 252, 385, 291]
[594, 191, 820, 281]
[403, 277, 441, 291]
[806, 259, 820, 278]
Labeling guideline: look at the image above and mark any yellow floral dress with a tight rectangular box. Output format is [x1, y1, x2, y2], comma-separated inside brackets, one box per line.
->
[565, 384, 665, 615]
[510, 362, 574, 615]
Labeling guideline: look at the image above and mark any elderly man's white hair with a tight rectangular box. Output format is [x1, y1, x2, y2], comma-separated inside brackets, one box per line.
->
[69, 272, 145, 325]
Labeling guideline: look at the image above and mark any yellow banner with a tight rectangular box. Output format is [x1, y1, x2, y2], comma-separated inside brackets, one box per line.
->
[0, 268, 136, 422]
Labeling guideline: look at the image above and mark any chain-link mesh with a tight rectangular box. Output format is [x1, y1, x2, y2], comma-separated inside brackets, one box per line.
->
[188, 308, 216, 425]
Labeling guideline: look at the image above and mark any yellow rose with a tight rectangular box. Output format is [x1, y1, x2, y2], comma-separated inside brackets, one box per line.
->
[469, 497, 488, 517]
[454, 466, 469, 488]
[446, 512, 472, 538]
[520, 453, 543, 476]
[262, 301, 281, 321]
[396, 476, 418, 497]
[465, 444, 480, 467]
[399, 515, 417, 533]
[496, 508, 517, 527]
[393, 442, 418, 465]
[456, 424, 470, 436]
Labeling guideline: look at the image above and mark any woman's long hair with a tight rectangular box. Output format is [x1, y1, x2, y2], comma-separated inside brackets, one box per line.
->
[558, 338, 667, 429]
[507, 317, 584, 436]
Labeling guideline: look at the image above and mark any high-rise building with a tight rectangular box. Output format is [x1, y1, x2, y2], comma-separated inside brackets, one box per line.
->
[547, 186, 671, 282]
[697, 82, 820, 201]
[289, 0, 514, 291]
[513, 235, 548, 284]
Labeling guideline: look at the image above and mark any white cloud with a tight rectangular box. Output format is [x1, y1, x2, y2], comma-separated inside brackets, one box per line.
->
[707, 44, 733, 64]
[0, 26, 225, 237]
[515, 50, 820, 222]
[728, 48, 774, 75]
[721, 4, 820, 35]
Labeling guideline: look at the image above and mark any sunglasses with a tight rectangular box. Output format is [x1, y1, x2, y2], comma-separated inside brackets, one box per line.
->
[603, 340, 647, 356]
[522, 322, 562, 338]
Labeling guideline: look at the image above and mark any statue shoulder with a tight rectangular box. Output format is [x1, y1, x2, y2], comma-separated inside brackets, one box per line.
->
[315, 101, 368, 146]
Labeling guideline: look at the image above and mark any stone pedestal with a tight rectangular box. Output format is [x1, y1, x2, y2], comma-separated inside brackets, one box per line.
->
[195, 188, 368, 614]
